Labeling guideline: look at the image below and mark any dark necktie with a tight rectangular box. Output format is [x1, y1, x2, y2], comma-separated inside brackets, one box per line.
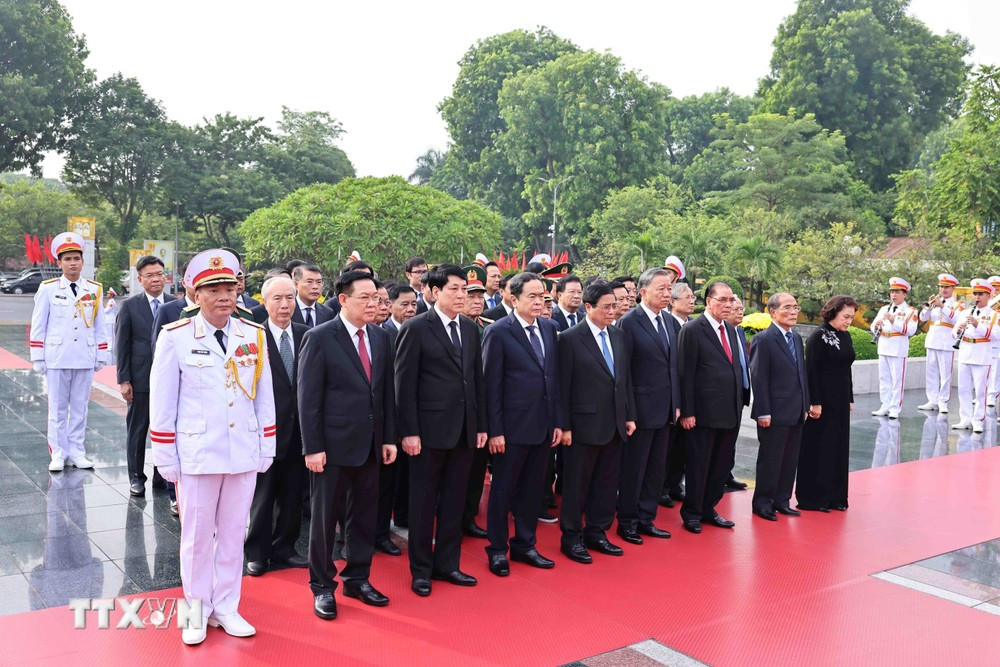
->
[213, 329, 226, 354]
[448, 321, 462, 356]
[567, 312, 576, 327]
[527, 324, 545, 365]
[356, 329, 371, 381]
[785, 331, 797, 364]
[70, 282, 78, 297]
[304, 307, 314, 328]
[279, 329, 294, 382]
[655, 314, 670, 356]
[718, 324, 733, 364]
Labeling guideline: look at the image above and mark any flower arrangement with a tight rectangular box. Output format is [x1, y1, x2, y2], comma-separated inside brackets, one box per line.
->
[741, 312, 772, 334]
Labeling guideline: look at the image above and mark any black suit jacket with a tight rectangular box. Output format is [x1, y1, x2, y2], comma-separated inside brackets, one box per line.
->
[677, 314, 748, 429]
[116, 292, 176, 391]
[264, 321, 308, 460]
[550, 306, 582, 332]
[619, 306, 680, 429]
[558, 320, 635, 445]
[482, 303, 510, 324]
[150, 295, 189, 351]
[238, 293, 260, 309]
[482, 313, 562, 444]
[749, 325, 809, 425]
[297, 317, 397, 466]
[415, 298, 429, 315]
[293, 301, 337, 326]
[382, 319, 400, 336]
[394, 309, 487, 449]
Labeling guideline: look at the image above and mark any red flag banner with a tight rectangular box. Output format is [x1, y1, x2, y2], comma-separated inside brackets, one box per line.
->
[44, 235, 55, 263]
[24, 234, 32, 263]
[32, 235, 43, 264]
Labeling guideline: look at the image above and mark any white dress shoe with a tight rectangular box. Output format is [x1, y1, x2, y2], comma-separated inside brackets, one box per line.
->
[207, 613, 255, 637]
[988, 402, 996, 408]
[887, 411, 900, 419]
[973, 421, 984, 433]
[917, 402, 937, 411]
[48, 457, 64, 472]
[182, 623, 207, 645]
[871, 408, 889, 417]
[67, 456, 94, 469]
[938, 404, 949, 414]
[952, 420, 971, 430]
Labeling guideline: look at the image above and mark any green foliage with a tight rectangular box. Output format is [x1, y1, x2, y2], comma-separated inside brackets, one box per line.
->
[240, 177, 502, 278]
[0, 0, 92, 175]
[909, 332, 927, 358]
[779, 222, 884, 304]
[758, 0, 971, 190]
[665, 88, 755, 171]
[0, 179, 97, 266]
[703, 275, 744, 300]
[848, 326, 878, 360]
[265, 107, 355, 192]
[727, 235, 782, 308]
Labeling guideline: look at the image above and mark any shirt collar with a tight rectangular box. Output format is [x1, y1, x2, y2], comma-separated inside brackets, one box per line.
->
[639, 302, 662, 325]
[201, 314, 230, 338]
[268, 318, 292, 343]
[390, 316, 404, 329]
[145, 291, 162, 304]
[770, 321, 792, 335]
[513, 310, 537, 330]
[297, 296, 316, 312]
[702, 310, 724, 333]
[436, 307, 461, 330]
[340, 312, 367, 340]
[585, 315, 607, 338]
[184, 295, 196, 308]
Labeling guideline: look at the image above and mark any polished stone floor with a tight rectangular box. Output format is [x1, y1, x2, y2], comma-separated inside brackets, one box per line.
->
[0, 320, 997, 621]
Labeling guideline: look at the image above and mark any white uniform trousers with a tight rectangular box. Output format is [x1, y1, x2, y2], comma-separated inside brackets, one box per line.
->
[924, 348, 954, 406]
[872, 418, 900, 468]
[877, 355, 906, 415]
[45, 368, 94, 461]
[957, 362, 990, 425]
[176, 471, 256, 619]
[989, 353, 1000, 404]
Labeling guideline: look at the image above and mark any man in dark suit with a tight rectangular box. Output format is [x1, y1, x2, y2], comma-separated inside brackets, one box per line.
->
[300, 270, 398, 620]
[617, 268, 678, 544]
[415, 269, 435, 314]
[550, 274, 583, 332]
[482, 274, 514, 322]
[677, 281, 748, 534]
[723, 297, 751, 491]
[395, 265, 487, 597]
[482, 272, 562, 576]
[292, 264, 337, 326]
[404, 256, 429, 312]
[749, 292, 809, 521]
[151, 260, 195, 351]
[558, 283, 636, 564]
[245, 276, 310, 575]
[116, 255, 176, 496]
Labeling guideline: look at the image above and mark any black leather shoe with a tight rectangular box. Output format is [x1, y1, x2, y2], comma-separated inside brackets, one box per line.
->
[831, 503, 849, 511]
[151, 473, 166, 490]
[616, 526, 643, 545]
[375, 538, 402, 556]
[275, 553, 308, 568]
[585, 538, 624, 556]
[169, 500, 179, 517]
[411, 578, 432, 597]
[669, 492, 686, 503]
[431, 570, 478, 586]
[314, 593, 337, 620]
[725, 479, 748, 490]
[488, 554, 510, 577]
[775, 506, 801, 517]
[462, 522, 488, 539]
[246, 560, 267, 576]
[546, 499, 558, 510]
[637, 523, 671, 539]
[561, 543, 593, 564]
[658, 494, 675, 508]
[510, 549, 555, 569]
[753, 509, 778, 521]
[683, 520, 702, 534]
[797, 505, 831, 513]
[129, 480, 145, 496]
[704, 515, 735, 529]
[343, 581, 389, 607]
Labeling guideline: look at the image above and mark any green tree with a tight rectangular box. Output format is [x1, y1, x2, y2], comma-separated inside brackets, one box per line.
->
[265, 106, 354, 191]
[758, 0, 970, 189]
[779, 222, 884, 304]
[439, 27, 577, 221]
[62, 74, 171, 244]
[0, 179, 96, 265]
[409, 148, 445, 185]
[665, 88, 755, 171]
[0, 0, 92, 175]
[729, 235, 782, 308]
[240, 177, 502, 278]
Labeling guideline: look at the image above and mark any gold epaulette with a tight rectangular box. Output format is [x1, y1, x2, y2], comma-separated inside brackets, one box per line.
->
[236, 305, 254, 319]
[240, 317, 264, 329]
[182, 303, 199, 313]
[42, 277, 59, 284]
[85, 279, 102, 289]
[479, 317, 494, 325]
[163, 319, 191, 331]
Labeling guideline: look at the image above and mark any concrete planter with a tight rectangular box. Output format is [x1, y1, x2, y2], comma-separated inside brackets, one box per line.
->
[850, 357, 956, 395]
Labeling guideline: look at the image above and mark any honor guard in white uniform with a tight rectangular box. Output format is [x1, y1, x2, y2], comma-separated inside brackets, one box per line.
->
[29, 232, 108, 472]
[952, 279, 1000, 433]
[918, 274, 962, 413]
[663, 255, 686, 282]
[149, 249, 276, 646]
[870, 277, 917, 419]
[987, 276, 1000, 408]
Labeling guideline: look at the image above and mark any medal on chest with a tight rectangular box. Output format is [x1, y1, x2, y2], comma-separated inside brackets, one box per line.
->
[225, 328, 265, 399]
[75, 292, 98, 328]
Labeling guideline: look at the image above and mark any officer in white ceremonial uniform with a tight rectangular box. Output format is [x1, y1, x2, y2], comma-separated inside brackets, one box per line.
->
[952, 279, 1000, 433]
[870, 277, 917, 419]
[149, 249, 276, 646]
[987, 276, 1000, 408]
[918, 273, 962, 413]
[29, 232, 108, 472]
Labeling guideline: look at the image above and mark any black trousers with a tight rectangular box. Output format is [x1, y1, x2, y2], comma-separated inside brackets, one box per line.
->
[375, 457, 397, 542]
[663, 423, 686, 497]
[680, 426, 737, 523]
[307, 449, 379, 595]
[485, 441, 549, 557]
[126, 391, 174, 499]
[408, 445, 473, 579]
[463, 446, 490, 528]
[393, 452, 409, 526]
[560, 437, 621, 548]
[618, 425, 670, 530]
[753, 422, 803, 513]
[246, 452, 306, 563]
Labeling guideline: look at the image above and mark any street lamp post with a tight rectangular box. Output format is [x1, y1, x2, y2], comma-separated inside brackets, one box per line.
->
[536, 175, 571, 257]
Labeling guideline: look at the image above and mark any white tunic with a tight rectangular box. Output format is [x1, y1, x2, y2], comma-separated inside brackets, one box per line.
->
[919, 297, 963, 351]
[870, 303, 917, 358]
[955, 307, 1000, 366]
[29, 276, 108, 368]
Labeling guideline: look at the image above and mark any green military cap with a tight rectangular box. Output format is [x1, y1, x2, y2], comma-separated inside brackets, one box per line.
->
[540, 278, 555, 301]
[463, 265, 487, 292]
[541, 262, 573, 278]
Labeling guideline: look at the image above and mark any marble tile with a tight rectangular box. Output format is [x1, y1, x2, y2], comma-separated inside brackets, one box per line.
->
[0, 472, 42, 495]
[888, 563, 1000, 602]
[0, 490, 48, 518]
[88, 524, 180, 561]
[0, 546, 22, 576]
[919, 553, 1000, 590]
[0, 511, 84, 545]
[68, 503, 155, 534]
[112, 555, 183, 594]
[6, 532, 112, 574]
[27, 560, 142, 611]
[0, 574, 35, 616]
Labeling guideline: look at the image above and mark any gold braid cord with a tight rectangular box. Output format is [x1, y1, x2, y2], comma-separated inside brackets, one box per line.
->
[76, 299, 97, 328]
[226, 328, 266, 400]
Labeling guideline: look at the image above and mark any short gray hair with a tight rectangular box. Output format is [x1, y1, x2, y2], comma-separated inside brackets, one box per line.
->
[766, 292, 792, 312]
[637, 267, 671, 291]
[292, 264, 322, 281]
[671, 282, 693, 299]
[261, 276, 294, 300]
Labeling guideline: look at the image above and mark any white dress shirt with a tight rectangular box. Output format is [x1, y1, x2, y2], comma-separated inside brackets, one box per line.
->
[513, 310, 545, 356]
[268, 319, 294, 351]
[559, 305, 580, 327]
[340, 313, 371, 362]
[435, 308, 462, 346]
[701, 311, 728, 350]
[585, 316, 613, 364]
[297, 296, 319, 323]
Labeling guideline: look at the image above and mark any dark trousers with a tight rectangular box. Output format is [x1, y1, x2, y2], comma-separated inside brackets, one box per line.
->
[393, 452, 410, 526]
[560, 437, 621, 549]
[375, 458, 397, 542]
[753, 422, 803, 513]
[408, 445, 473, 579]
[463, 446, 490, 528]
[485, 441, 548, 556]
[680, 426, 737, 523]
[618, 425, 670, 530]
[663, 423, 686, 497]
[307, 449, 379, 595]
[246, 452, 306, 563]
[126, 391, 174, 500]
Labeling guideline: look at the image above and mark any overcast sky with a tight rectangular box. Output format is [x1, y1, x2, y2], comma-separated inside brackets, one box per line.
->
[43, 0, 999, 180]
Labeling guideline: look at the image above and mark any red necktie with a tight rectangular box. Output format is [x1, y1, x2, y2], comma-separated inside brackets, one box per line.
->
[356, 329, 372, 381]
[719, 324, 733, 364]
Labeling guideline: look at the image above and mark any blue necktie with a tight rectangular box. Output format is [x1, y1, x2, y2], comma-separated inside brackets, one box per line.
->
[600, 330, 614, 378]
[655, 314, 670, 356]
[737, 328, 750, 389]
[151, 298, 159, 317]
[785, 331, 797, 364]
[527, 325, 544, 365]
[568, 312, 576, 327]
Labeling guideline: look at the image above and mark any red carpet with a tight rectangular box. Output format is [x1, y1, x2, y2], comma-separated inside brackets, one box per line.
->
[4, 447, 1000, 664]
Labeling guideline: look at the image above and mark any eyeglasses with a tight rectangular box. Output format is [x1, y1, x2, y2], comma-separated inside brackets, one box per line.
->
[593, 303, 617, 312]
[777, 305, 801, 312]
[139, 272, 165, 280]
[408, 269, 427, 276]
[349, 295, 379, 304]
[710, 297, 738, 304]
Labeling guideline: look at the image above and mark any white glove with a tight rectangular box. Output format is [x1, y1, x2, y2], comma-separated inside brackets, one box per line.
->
[94, 360, 105, 370]
[158, 465, 180, 483]
[258, 457, 273, 474]
[33, 361, 46, 374]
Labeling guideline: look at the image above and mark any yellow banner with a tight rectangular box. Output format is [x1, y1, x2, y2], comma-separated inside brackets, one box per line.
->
[68, 217, 96, 239]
